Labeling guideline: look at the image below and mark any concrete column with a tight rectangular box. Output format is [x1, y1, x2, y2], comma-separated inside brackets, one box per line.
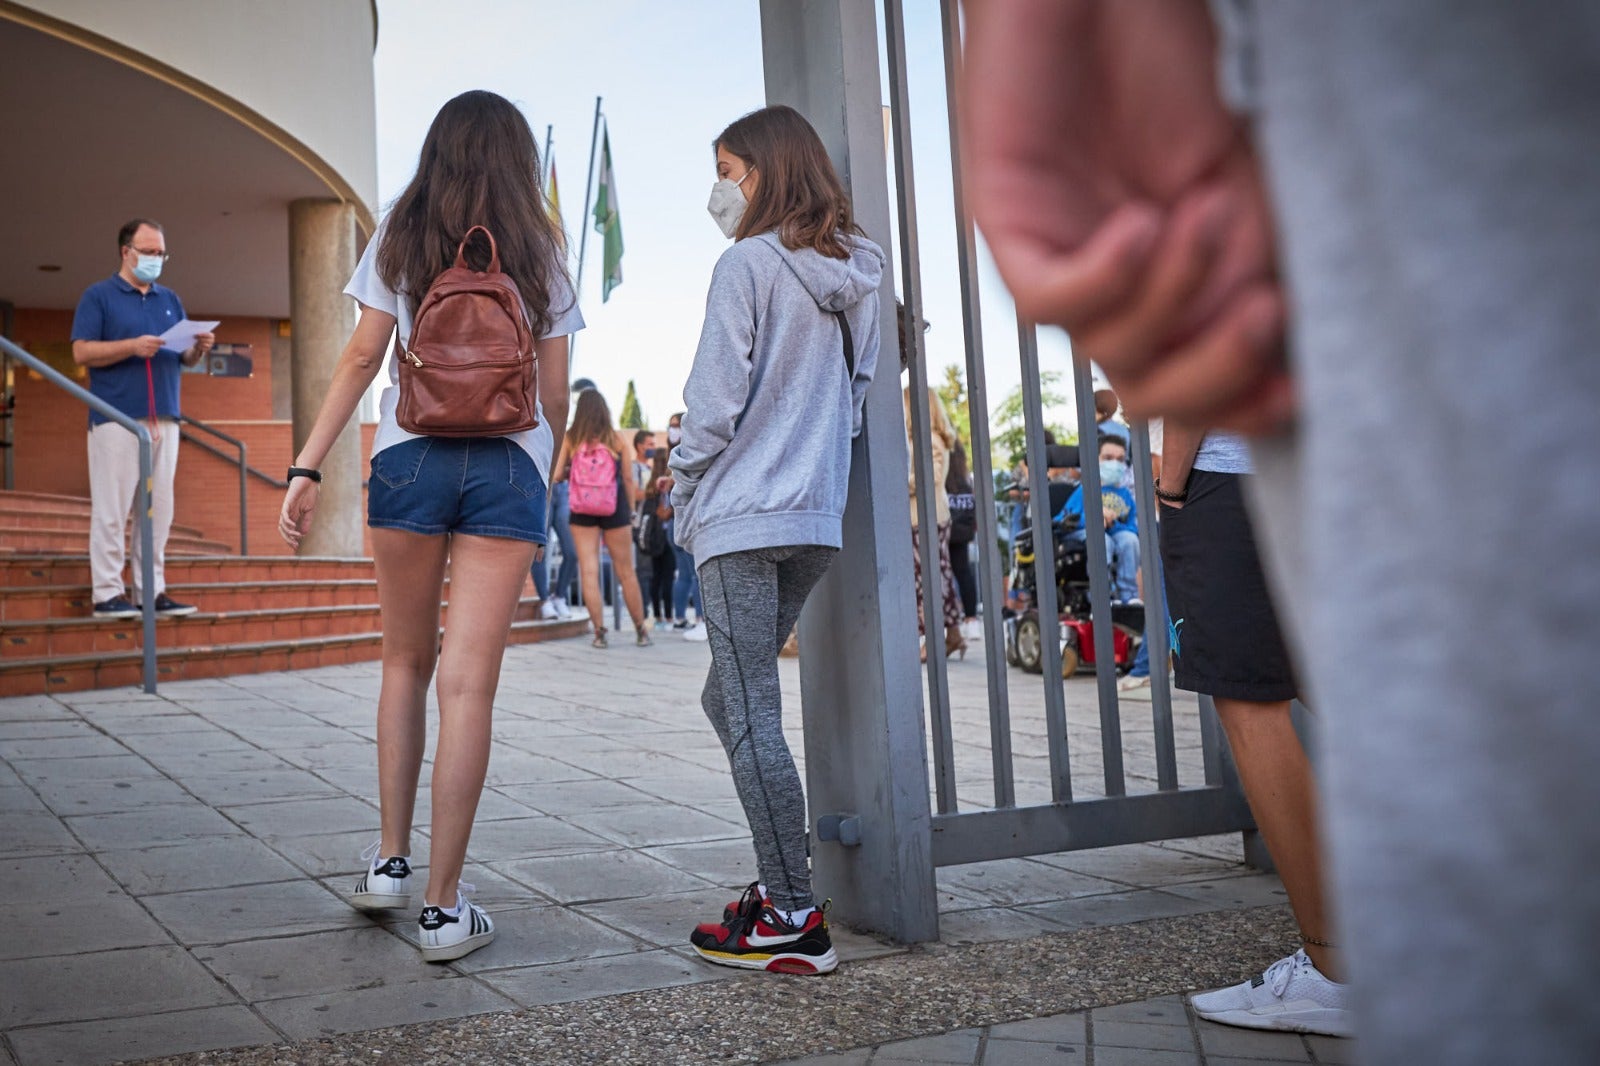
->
[760, 0, 939, 943]
[288, 199, 362, 557]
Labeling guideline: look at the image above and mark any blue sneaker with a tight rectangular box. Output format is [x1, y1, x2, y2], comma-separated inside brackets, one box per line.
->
[93, 595, 139, 620]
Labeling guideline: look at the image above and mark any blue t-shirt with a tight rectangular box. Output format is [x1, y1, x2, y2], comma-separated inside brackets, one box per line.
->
[70, 275, 188, 426]
[1057, 482, 1138, 537]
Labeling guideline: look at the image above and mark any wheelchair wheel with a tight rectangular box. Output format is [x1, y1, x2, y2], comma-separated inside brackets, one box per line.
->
[1016, 611, 1044, 674]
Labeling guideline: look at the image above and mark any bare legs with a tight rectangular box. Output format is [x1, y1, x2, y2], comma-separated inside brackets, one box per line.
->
[1213, 697, 1341, 980]
[370, 529, 538, 909]
[570, 522, 647, 633]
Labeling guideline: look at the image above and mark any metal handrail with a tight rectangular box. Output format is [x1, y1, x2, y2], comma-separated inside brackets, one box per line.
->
[0, 336, 157, 693]
[177, 415, 249, 555]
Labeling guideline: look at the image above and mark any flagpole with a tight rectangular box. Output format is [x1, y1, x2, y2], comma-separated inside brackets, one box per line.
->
[574, 96, 604, 339]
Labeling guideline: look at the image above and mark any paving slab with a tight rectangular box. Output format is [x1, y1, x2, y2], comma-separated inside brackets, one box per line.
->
[64, 805, 243, 851]
[0, 695, 71, 721]
[988, 1012, 1089, 1044]
[872, 1028, 984, 1063]
[253, 975, 513, 1041]
[1092, 1018, 1199, 1051]
[476, 947, 722, 1007]
[1017, 889, 1215, 931]
[106, 837, 309, 896]
[461, 815, 615, 862]
[266, 828, 429, 879]
[2, 853, 123, 904]
[982, 1038, 1088, 1065]
[6, 1006, 277, 1066]
[0, 946, 237, 1029]
[7, 754, 164, 785]
[936, 905, 1068, 945]
[0, 810, 83, 857]
[495, 848, 714, 906]
[1161, 874, 1293, 911]
[637, 836, 758, 884]
[141, 880, 367, 945]
[4, 894, 172, 960]
[0, 786, 45, 814]
[1196, 1022, 1312, 1062]
[558, 801, 743, 849]
[417, 905, 643, 972]
[0, 719, 97, 742]
[175, 767, 344, 806]
[0, 733, 130, 761]
[937, 858, 1129, 906]
[32, 775, 197, 817]
[195, 926, 452, 1001]
[489, 777, 657, 816]
[1089, 994, 1190, 1027]
[223, 795, 379, 839]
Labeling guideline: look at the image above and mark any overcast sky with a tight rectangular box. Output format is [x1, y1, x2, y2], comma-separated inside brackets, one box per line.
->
[371, 0, 1077, 436]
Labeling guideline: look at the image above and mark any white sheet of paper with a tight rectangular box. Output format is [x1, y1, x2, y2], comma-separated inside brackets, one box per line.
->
[158, 319, 220, 353]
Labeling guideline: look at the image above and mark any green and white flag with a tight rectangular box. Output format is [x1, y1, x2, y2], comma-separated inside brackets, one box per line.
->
[593, 126, 623, 302]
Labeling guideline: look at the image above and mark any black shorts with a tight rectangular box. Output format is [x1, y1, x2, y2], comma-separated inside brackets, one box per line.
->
[568, 489, 632, 531]
[1159, 469, 1297, 702]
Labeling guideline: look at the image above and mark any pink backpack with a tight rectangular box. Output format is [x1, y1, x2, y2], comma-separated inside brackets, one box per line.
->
[569, 442, 620, 516]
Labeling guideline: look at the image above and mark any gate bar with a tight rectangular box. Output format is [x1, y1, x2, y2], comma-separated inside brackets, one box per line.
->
[1018, 322, 1072, 802]
[1071, 357, 1127, 796]
[1128, 421, 1180, 789]
[884, 0, 958, 814]
[939, 0, 1014, 808]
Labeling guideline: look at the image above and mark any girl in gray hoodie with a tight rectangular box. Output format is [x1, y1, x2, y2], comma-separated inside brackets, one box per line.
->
[670, 105, 883, 976]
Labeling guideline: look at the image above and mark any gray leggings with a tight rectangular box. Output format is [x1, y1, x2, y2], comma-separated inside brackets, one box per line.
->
[698, 545, 837, 911]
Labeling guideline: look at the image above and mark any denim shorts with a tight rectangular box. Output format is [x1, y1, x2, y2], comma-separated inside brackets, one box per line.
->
[367, 437, 547, 544]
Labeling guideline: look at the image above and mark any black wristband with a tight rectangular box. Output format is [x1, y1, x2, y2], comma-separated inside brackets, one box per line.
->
[1153, 478, 1187, 503]
[287, 466, 322, 484]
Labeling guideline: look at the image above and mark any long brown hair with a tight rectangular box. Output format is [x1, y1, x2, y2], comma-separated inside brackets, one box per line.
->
[566, 389, 618, 454]
[715, 105, 861, 258]
[378, 90, 570, 334]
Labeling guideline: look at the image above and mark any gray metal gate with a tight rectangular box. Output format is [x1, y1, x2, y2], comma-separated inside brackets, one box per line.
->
[761, 0, 1257, 944]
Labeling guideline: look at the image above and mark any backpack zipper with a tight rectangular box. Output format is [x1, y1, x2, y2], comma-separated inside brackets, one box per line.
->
[403, 351, 525, 369]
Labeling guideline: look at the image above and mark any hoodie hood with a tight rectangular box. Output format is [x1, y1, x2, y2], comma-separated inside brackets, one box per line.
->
[752, 232, 885, 312]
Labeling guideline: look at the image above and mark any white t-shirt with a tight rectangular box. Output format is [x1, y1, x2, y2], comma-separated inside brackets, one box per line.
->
[343, 230, 585, 486]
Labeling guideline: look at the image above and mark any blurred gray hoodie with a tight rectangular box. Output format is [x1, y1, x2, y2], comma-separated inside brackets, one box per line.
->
[670, 230, 884, 563]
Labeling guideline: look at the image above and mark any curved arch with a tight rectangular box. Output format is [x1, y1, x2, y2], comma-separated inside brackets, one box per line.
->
[0, 0, 376, 236]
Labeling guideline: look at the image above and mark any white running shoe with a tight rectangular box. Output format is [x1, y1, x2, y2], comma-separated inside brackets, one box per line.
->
[1117, 673, 1151, 694]
[417, 885, 495, 963]
[539, 600, 560, 620]
[962, 619, 984, 642]
[350, 840, 412, 911]
[1191, 950, 1352, 1037]
[682, 623, 709, 643]
[552, 597, 572, 619]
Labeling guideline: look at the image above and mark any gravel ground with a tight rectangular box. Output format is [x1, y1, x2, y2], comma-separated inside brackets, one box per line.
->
[136, 904, 1296, 1066]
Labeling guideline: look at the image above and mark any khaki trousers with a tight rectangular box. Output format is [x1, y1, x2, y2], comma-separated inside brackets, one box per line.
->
[88, 419, 179, 603]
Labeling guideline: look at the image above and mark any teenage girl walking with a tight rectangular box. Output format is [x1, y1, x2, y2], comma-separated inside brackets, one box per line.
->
[553, 388, 650, 648]
[670, 104, 883, 975]
[279, 90, 579, 962]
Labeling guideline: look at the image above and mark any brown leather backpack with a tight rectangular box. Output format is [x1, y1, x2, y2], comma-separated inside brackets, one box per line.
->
[395, 225, 538, 437]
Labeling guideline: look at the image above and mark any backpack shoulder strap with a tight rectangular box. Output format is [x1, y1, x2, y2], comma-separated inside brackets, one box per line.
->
[833, 309, 855, 379]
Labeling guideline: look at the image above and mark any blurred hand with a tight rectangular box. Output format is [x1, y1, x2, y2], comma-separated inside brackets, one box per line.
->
[130, 335, 163, 359]
[279, 478, 319, 549]
[192, 331, 215, 355]
[961, 0, 1292, 432]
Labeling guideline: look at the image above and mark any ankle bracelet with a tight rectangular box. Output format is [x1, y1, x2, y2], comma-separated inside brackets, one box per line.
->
[1300, 933, 1334, 948]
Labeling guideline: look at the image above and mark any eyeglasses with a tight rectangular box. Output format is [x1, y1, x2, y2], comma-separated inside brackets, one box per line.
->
[128, 248, 169, 260]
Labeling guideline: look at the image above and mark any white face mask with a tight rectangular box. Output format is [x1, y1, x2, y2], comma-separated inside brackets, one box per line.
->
[667, 427, 682, 446]
[707, 168, 752, 239]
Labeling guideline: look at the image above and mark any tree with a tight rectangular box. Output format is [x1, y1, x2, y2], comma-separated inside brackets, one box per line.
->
[990, 371, 1072, 473]
[619, 379, 646, 429]
[936, 364, 972, 456]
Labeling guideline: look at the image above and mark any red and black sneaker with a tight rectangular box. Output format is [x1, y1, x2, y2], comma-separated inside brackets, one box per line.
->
[691, 882, 838, 975]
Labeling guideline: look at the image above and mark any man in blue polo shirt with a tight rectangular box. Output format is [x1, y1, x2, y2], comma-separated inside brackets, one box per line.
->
[71, 219, 213, 618]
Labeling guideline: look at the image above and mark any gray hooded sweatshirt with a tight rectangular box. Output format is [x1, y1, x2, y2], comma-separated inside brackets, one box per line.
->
[669, 231, 884, 563]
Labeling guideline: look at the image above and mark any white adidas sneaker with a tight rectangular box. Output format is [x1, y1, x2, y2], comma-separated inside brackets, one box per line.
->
[1191, 949, 1352, 1037]
[417, 887, 495, 963]
[350, 841, 412, 911]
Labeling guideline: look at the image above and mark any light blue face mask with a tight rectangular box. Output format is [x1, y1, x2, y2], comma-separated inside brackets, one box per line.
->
[1099, 459, 1128, 486]
[131, 254, 163, 283]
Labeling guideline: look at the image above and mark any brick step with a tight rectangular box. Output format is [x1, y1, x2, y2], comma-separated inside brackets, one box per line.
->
[0, 597, 546, 659]
[0, 580, 388, 621]
[0, 554, 369, 587]
[0, 490, 94, 516]
[0, 508, 209, 539]
[0, 616, 591, 697]
[0, 527, 234, 555]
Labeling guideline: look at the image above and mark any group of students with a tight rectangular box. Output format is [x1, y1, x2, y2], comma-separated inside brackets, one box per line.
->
[279, 93, 877, 974]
